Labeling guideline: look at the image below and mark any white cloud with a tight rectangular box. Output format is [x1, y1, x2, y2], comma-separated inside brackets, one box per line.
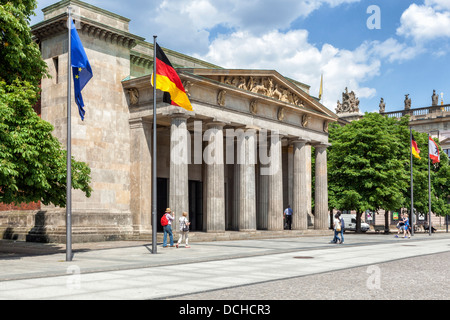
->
[397, 3, 450, 43]
[424, 0, 450, 11]
[196, 29, 381, 112]
[366, 38, 422, 63]
[145, 0, 362, 54]
[33, 0, 429, 114]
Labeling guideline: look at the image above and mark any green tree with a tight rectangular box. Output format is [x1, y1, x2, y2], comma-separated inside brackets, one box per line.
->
[0, 0, 91, 207]
[328, 113, 410, 232]
[0, 0, 47, 85]
[329, 113, 450, 232]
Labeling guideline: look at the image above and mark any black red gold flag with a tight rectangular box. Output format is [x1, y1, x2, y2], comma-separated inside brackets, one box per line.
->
[411, 134, 421, 159]
[151, 43, 192, 111]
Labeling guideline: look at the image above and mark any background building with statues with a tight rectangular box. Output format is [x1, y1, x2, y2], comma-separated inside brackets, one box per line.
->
[335, 87, 450, 231]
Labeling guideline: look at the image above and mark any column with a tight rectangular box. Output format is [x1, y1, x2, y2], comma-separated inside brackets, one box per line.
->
[169, 114, 190, 229]
[292, 139, 310, 230]
[129, 118, 152, 233]
[267, 132, 284, 231]
[204, 122, 226, 232]
[237, 129, 257, 231]
[257, 141, 269, 230]
[315, 143, 330, 230]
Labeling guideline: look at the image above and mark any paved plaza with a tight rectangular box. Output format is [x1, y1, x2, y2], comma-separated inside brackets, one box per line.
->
[0, 232, 449, 301]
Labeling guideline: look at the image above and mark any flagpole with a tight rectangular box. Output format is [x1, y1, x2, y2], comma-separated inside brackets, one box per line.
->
[410, 128, 414, 236]
[428, 133, 432, 236]
[66, 6, 73, 261]
[319, 73, 323, 102]
[152, 35, 158, 254]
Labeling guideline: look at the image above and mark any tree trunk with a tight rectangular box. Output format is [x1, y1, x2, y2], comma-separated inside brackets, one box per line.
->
[384, 211, 390, 234]
[356, 211, 362, 233]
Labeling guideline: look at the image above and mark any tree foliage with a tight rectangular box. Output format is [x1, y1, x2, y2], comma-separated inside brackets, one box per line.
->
[0, 0, 92, 207]
[329, 113, 409, 213]
[328, 112, 449, 231]
[0, 0, 47, 85]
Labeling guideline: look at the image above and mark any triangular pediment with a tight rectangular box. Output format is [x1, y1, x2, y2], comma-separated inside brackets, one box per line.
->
[179, 69, 337, 119]
[439, 136, 450, 147]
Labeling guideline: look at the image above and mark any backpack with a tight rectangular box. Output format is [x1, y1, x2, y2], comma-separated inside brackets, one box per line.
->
[161, 214, 169, 227]
[340, 217, 345, 229]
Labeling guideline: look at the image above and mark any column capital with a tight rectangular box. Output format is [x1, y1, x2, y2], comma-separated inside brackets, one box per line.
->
[233, 124, 261, 131]
[169, 112, 190, 121]
[267, 130, 287, 139]
[205, 121, 227, 129]
[291, 138, 311, 146]
[313, 142, 332, 150]
[129, 117, 153, 129]
[162, 105, 193, 118]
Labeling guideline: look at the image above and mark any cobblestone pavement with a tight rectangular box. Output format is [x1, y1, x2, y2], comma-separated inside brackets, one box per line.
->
[171, 251, 450, 300]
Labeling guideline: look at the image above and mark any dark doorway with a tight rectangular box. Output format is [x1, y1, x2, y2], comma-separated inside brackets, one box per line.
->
[156, 178, 168, 232]
[189, 180, 203, 231]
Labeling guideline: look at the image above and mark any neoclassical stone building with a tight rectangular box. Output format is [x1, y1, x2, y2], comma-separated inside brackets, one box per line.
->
[1, 0, 337, 242]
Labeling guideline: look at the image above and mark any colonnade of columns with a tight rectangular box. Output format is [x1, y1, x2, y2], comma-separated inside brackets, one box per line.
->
[130, 114, 330, 233]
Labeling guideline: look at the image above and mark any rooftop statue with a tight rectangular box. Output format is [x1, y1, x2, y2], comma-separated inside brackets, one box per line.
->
[336, 87, 360, 114]
[404, 94, 411, 110]
[432, 90, 439, 106]
[379, 98, 385, 113]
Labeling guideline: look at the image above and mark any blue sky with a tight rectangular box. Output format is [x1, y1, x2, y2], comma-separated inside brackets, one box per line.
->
[30, 0, 450, 114]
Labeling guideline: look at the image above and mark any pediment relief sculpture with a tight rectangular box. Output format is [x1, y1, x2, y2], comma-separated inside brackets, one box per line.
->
[128, 88, 139, 105]
[277, 107, 285, 121]
[218, 90, 226, 106]
[302, 114, 310, 127]
[183, 80, 193, 97]
[219, 75, 305, 108]
[250, 100, 258, 114]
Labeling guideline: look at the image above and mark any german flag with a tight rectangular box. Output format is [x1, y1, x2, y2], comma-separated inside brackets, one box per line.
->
[412, 134, 421, 159]
[151, 43, 193, 111]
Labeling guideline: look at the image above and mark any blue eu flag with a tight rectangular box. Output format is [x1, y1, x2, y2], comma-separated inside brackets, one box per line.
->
[70, 20, 92, 120]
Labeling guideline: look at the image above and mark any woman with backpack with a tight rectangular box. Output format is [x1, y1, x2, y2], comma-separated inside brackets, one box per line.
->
[161, 208, 175, 248]
[176, 211, 191, 248]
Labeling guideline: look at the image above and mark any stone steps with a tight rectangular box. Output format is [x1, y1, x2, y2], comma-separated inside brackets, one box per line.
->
[130, 229, 333, 243]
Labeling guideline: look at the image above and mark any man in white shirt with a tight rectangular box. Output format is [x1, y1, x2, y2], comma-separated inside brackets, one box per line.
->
[284, 205, 293, 230]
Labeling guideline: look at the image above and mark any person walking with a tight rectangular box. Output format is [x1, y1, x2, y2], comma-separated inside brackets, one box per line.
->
[162, 208, 175, 247]
[284, 205, 293, 230]
[395, 213, 405, 238]
[332, 213, 342, 244]
[338, 212, 345, 244]
[403, 213, 411, 239]
[177, 211, 191, 248]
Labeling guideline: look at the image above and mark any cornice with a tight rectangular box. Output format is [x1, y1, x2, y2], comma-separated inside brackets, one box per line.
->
[42, 0, 130, 23]
[130, 52, 153, 69]
[31, 13, 144, 49]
